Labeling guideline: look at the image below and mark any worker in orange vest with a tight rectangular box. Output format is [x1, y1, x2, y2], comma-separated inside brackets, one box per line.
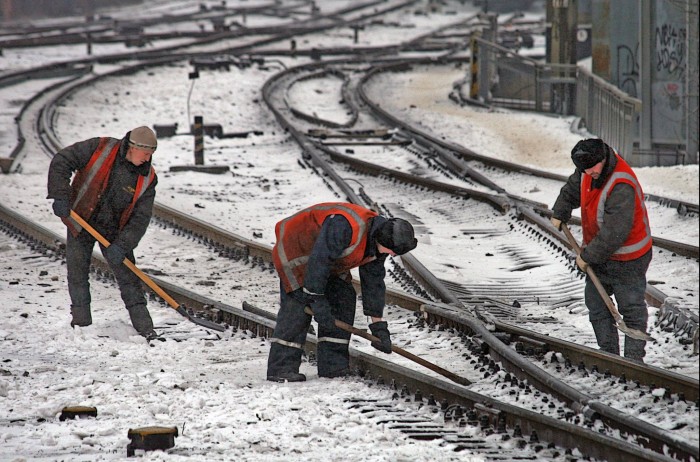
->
[267, 202, 418, 382]
[551, 139, 652, 361]
[47, 126, 160, 341]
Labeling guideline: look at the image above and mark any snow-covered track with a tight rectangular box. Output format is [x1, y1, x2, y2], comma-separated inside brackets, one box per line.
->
[0, 202, 691, 462]
[4, 3, 696, 460]
[357, 59, 700, 257]
[259, 56, 697, 348]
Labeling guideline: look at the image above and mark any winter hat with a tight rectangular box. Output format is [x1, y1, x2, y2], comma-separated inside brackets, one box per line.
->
[571, 138, 607, 171]
[376, 218, 417, 255]
[129, 126, 157, 152]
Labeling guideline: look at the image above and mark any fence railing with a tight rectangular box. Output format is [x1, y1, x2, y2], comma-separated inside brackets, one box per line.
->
[473, 36, 646, 165]
[473, 37, 577, 115]
[575, 67, 641, 164]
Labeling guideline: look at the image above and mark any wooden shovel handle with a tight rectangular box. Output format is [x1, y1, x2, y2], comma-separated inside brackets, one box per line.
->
[560, 223, 621, 320]
[304, 306, 470, 386]
[69, 210, 179, 309]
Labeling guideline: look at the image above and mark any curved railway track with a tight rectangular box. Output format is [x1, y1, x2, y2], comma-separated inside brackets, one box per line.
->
[260, 55, 698, 333]
[1, 200, 695, 462]
[1, 2, 698, 461]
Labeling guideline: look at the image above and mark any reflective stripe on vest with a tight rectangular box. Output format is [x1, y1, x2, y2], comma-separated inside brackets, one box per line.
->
[581, 154, 652, 261]
[119, 166, 156, 229]
[66, 138, 121, 234]
[274, 203, 376, 292]
[595, 171, 652, 257]
[73, 138, 119, 209]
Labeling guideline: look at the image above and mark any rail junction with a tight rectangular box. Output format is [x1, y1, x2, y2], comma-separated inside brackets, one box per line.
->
[1, 1, 697, 460]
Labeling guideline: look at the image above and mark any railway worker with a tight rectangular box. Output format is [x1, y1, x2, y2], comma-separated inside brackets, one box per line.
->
[267, 202, 418, 382]
[550, 138, 652, 362]
[47, 126, 160, 341]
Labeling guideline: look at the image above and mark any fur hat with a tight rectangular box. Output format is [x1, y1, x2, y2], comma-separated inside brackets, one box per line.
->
[129, 126, 157, 152]
[571, 138, 607, 171]
[376, 218, 417, 255]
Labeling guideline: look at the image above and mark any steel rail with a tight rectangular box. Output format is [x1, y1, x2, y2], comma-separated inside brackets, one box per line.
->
[15, 10, 696, 458]
[260, 59, 699, 461]
[355, 59, 700, 259]
[419, 301, 699, 461]
[488, 319, 699, 403]
[0, 203, 682, 462]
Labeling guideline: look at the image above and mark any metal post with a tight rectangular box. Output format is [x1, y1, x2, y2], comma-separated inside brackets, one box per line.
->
[477, 38, 490, 102]
[187, 70, 199, 132]
[470, 35, 479, 99]
[549, 0, 577, 114]
[639, 0, 652, 151]
[685, 0, 699, 163]
[477, 13, 496, 103]
[193, 116, 204, 165]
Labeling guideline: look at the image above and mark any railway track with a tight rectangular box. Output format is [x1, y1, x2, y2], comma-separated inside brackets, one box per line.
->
[1, 202, 696, 462]
[261, 56, 698, 328]
[1, 2, 698, 460]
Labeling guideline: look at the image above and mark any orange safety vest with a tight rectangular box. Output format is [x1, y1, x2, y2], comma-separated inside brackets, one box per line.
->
[273, 202, 378, 293]
[63, 137, 156, 237]
[580, 153, 652, 261]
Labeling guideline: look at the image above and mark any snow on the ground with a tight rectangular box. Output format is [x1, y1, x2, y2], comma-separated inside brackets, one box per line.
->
[0, 1, 697, 461]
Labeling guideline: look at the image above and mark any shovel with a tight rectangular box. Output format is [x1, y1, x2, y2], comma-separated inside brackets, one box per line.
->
[560, 223, 653, 341]
[69, 210, 226, 332]
[304, 306, 470, 386]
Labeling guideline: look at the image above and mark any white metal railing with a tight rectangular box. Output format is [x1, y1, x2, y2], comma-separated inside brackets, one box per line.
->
[473, 37, 641, 162]
[575, 67, 641, 162]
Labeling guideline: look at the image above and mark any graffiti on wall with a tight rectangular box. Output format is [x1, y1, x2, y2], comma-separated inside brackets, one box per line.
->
[655, 24, 686, 78]
[616, 43, 639, 97]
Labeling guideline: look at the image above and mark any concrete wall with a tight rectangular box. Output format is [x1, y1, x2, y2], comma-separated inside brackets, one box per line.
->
[591, 0, 698, 164]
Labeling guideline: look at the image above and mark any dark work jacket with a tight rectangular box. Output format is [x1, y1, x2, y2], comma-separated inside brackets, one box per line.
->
[305, 214, 389, 318]
[47, 131, 157, 252]
[551, 148, 649, 268]
[274, 203, 378, 293]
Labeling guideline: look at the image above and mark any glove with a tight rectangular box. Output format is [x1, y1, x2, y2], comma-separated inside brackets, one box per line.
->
[52, 199, 70, 218]
[550, 217, 562, 230]
[576, 254, 589, 273]
[304, 291, 335, 329]
[368, 321, 392, 354]
[103, 244, 126, 266]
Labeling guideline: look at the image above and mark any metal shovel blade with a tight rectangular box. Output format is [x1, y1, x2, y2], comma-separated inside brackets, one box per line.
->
[175, 306, 226, 332]
[616, 319, 654, 341]
[69, 210, 227, 333]
[560, 223, 654, 343]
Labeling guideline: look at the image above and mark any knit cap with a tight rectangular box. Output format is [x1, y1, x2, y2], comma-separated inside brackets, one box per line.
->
[129, 126, 157, 152]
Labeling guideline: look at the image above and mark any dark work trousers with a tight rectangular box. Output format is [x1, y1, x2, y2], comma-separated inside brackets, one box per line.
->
[586, 251, 651, 361]
[267, 275, 357, 378]
[66, 230, 154, 335]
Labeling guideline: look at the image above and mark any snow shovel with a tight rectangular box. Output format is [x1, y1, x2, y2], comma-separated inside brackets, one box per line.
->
[560, 223, 652, 341]
[304, 306, 471, 386]
[69, 210, 226, 332]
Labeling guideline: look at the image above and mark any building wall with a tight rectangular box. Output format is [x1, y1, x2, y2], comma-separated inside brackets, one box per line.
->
[592, 0, 697, 159]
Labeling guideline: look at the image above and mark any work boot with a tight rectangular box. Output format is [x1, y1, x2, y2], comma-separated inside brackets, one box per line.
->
[267, 371, 306, 383]
[319, 368, 352, 379]
[70, 305, 92, 327]
[142, 330, 165, 342]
